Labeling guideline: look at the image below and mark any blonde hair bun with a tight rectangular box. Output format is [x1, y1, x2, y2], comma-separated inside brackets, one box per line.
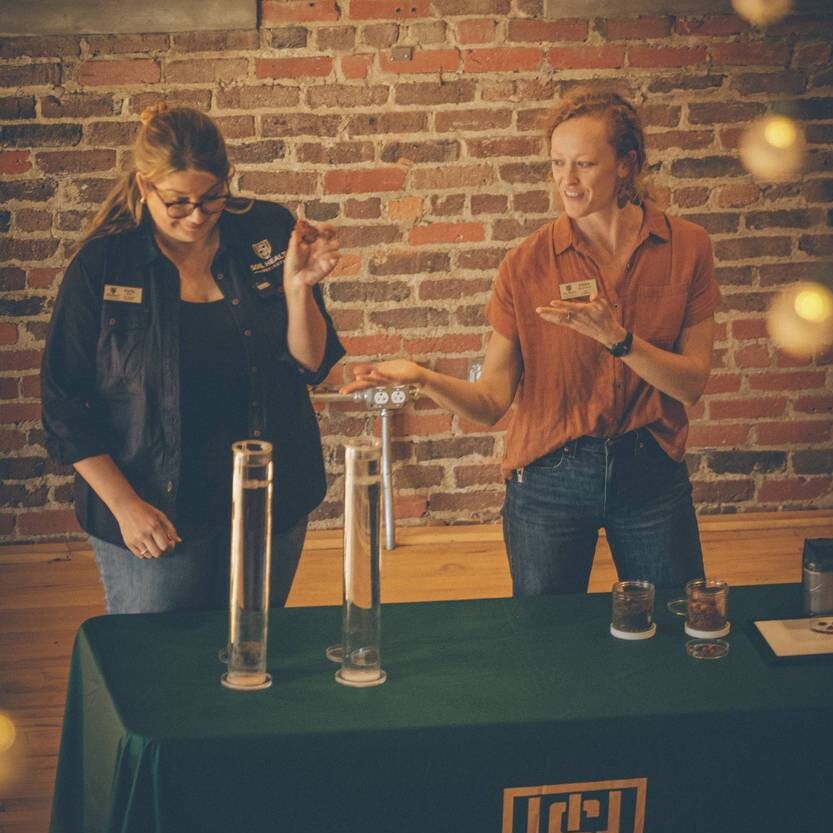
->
[139, 101, 170, 127]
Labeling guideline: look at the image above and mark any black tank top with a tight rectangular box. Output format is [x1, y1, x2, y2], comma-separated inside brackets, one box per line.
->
[177, 299, 248, 529]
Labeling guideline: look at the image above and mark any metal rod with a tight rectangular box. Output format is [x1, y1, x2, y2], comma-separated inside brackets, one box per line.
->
[379, 409, 395, 551]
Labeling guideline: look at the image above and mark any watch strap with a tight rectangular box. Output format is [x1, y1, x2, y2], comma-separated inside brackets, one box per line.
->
[608, 330, 633, 357]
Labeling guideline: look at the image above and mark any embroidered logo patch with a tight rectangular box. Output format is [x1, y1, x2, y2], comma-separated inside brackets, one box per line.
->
[252, 239, 272, 260]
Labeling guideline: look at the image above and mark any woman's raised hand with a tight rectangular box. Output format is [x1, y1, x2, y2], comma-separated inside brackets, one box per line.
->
[112, 495, 181, 559]
[535, 292, 627, 350]
[339, 359, 424, 395]
[284, 220, 340, 291]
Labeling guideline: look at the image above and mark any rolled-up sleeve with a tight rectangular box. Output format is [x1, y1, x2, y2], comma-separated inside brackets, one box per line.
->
[683, 229, 721, 328]
[41, 255, 110, 465]
[293, 283, 345, 386]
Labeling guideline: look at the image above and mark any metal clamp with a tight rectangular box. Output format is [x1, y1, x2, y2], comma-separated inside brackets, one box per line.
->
[310, 385, 422, 550]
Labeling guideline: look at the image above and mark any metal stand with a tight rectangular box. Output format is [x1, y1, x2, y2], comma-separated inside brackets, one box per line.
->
[310, 385, 420, 551]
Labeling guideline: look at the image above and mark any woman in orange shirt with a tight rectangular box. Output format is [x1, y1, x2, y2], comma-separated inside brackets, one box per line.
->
[344, 87, 719, 595]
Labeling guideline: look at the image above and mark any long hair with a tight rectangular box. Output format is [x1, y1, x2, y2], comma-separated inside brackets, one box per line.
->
[545, 86, 647, 207]
[75, 103, 251, 250]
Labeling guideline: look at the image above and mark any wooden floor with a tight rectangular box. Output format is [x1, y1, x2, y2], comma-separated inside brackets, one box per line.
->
[1, 510, 832, 832]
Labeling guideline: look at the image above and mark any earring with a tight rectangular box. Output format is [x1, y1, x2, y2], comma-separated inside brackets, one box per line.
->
[139, 196, 146, 204]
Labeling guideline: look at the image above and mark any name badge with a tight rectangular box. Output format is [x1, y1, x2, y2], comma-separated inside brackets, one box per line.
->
[103, 284, 143, 304]
[559, 279, 597, 300]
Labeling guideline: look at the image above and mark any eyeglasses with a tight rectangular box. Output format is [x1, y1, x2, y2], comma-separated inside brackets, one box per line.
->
[148, 183, 229, 219]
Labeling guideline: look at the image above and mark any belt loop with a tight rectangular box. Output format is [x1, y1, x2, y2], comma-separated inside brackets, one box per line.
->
[516, 466, 524, 484]
[564, 439, 577, 458]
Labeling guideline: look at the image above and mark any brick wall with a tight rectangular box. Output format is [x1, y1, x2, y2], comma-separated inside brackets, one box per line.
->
[1, 1, 832, 542]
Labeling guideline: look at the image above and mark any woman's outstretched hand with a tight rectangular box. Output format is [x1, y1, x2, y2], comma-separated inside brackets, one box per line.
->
[535, 292, 626, 350]
[284, 220, 340, 291]
[339, 359, 425, 395]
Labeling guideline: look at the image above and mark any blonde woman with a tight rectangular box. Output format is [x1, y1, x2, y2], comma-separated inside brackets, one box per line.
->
[344, 88, 720, 596]
[42, 104, 344, 613]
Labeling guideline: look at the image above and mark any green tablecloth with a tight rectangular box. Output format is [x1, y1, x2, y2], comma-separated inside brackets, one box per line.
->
[50, 585, 832, 833]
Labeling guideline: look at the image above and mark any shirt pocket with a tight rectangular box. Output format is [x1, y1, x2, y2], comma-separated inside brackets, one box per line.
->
[632, 287, 687, 349]
[97, 304, 150, 395]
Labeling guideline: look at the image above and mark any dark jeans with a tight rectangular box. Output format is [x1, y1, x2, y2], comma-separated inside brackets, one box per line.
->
[502, 430, 704, 596]
[90, 515, 308, 614]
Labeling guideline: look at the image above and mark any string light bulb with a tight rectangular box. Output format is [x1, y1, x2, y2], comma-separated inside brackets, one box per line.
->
[731, 0, 791, 26]
[739, 114, 806, 181]
[767, 282, 833, 359]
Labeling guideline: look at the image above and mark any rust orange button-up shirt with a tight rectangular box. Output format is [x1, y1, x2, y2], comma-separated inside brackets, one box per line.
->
[485, 201, 720, 481]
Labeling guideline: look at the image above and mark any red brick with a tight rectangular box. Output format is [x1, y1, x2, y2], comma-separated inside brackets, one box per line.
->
[35, 149, 116, 174]
[256, 57, 333, 78]
[716, 183, 760, 209]
[261, 0, 339, 23]
[239, 171, 318, 195]
[324, 168, 406, 194]
[601, 17, 672, 39]
[731, 318, 768, 340]
[435, 109, 511, 132]
[429, 491, 503, 513]
[691, 478, 755, 504]
[758, 477, 833, 504]
[705, 373, 742, 394]
[0, 402, 41, 423]
[393, 495, 428, 520]
[341, 55, 372, 79]
[403, 334, 483, 354]
[409, 223, 485, 245]
[20, 374, 40, 399]
[339, 335, 402, 356]
[794, 395, 833, 415]
[748, 371, 827, 392]
[710, 43, 790, 66]
[648, 130, 713, 151]
[27, 268, 61, 290]
[456, 19, 498, 44]
[734, 343, 771, 368]
[547, 46, 625, 69]
[675, 17, 749, 35]
[0, 429, 26, 451]
[388, 197, 423, 220]
[794, 42, 831, 66]
[167, 59, 248, 84]
[462, 48, 541, 73]
[453, 463, 502, 487]
[349, 0, 431, 18]
[628, 46, 707, 67]
[758, 420, 832, 444]
[379, 49, 459, 74]
[507, 18, 587, 41]
[0, 350, 41, 371]
[709, 397, 787, 419]
[0, 323, 18, 345]
[687, 423, 750, 446]
[0, 514, 14, 536]
[412, 165, 494, 190]
[672, 187, 710, 209]
[17, 509, 81, 536]
[0, 151, 31, 175]
[397, 412, 453, 436]
[76, 59, 160, 86]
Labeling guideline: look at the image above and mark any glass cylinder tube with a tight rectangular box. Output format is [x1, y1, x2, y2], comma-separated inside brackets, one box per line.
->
[221, 440, 274, 691]
[335, 439, 386, 688]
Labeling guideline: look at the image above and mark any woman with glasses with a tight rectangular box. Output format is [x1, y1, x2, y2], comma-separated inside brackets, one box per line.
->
[41, 103, 344, 613]
[343, 87, 719, 596]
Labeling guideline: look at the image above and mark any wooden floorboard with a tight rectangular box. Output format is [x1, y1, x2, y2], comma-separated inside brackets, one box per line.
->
[1, 510, 832, 831]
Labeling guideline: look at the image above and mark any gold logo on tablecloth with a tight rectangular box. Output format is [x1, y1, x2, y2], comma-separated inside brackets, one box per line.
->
[502, 778, 647, 833]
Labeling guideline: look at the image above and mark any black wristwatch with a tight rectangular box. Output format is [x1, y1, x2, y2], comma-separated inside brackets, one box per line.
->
[607, 330, 633, 358]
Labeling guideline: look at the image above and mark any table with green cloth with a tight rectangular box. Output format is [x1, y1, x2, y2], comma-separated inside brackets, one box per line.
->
[50, 584, 832, 833]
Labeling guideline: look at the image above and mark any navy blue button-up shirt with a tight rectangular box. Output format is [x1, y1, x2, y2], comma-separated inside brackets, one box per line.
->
[41, 200, 345, 545]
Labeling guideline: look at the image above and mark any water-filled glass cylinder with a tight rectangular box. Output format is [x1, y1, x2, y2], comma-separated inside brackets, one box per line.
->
[221, 440, 274, 691]
[336, 439, 387, 687]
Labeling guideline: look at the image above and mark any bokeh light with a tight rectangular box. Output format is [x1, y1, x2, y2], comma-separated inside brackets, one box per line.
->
[731, 0, 792, 27]
[739, 115, 806, 181]
[767, 282, 833, 359]
[0, 713, 16, 753]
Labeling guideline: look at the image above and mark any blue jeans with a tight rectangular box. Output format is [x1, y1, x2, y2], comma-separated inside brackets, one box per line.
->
[90, 516, 308, 614]
[502, 430, 704, 596]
